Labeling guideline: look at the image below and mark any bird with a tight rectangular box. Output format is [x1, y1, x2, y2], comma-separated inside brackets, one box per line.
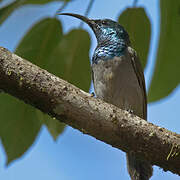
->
[57, 13, 153, 180]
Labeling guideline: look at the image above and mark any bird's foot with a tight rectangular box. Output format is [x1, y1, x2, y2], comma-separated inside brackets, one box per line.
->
[91, 92, 95, 97]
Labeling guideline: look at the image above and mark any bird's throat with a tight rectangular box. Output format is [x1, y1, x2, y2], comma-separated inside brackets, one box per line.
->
[92, 40, 127, 64]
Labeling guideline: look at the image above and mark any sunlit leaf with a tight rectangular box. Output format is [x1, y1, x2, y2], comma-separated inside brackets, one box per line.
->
[15, 18, 62, 67]
[148, 0, 180, 102]
[36, 110, 65, 140]
[0, 0, 71, 26]
[118, 7, 151, 69]
[0, 0, 22, 25]
[1, 16, 91, 162]
[43, 116, 65, 141]
[49, 29, 91, 91]
[23, 0, 71, 5]
[0, 94, 41, 165]
[15, 17, 66, 140]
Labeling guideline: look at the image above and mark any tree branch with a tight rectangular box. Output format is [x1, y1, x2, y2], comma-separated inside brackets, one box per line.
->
[0, 47, 179, 175]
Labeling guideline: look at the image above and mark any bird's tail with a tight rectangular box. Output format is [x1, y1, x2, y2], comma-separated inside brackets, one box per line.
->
[126, 153, 153, 180]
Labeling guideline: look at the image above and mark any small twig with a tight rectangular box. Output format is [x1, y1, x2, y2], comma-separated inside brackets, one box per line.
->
[79, 0, 95, 28]
[55, 1, 69, 16]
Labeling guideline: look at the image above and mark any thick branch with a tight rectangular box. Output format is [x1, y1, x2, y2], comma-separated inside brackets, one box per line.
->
[0, 47, 180, 175]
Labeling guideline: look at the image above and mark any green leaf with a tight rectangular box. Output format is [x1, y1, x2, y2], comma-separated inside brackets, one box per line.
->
[148, 0, 180, 102]
[44, 117, 65, 140]
[0, 94, 41, 165]
[49, 29, 91, 91]
[15, 18, 66, 140]
[22, 0, 70, 5]
[15, 19, 91, 141]
[15, 18, 63, 67]
[0, 0, 71, 25]
[36, 111, 65, 140]
[118, 7, 151, 69]
[0, 0, 22, 25]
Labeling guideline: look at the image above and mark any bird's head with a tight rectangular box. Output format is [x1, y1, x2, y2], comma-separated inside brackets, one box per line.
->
[57, 13, 130, 46]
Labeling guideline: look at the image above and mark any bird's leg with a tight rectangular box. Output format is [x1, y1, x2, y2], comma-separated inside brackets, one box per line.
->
[91, 92, 95, 97]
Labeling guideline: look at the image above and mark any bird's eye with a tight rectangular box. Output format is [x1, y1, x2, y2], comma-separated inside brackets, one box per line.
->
[101, 21, 107, 25]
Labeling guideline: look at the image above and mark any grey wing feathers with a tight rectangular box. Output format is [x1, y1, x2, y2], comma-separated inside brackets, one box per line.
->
[127, 47, 147, 120]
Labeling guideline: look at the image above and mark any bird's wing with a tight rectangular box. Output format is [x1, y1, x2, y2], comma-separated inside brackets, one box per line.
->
[127, 47, 147, 120]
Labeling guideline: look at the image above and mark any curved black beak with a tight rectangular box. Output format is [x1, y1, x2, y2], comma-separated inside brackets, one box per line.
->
[56, 13, 97, 31]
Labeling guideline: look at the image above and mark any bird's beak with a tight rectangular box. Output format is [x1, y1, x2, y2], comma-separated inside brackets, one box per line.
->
[57, 13, 98, 31]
